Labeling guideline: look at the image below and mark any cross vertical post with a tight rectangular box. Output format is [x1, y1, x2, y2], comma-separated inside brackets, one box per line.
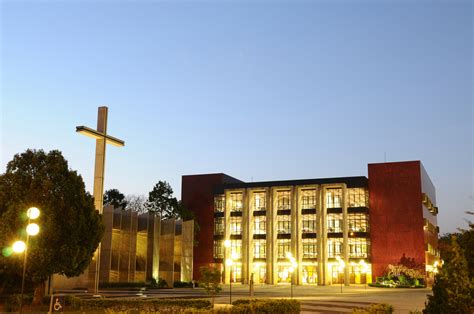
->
[76, 106, 124, 296]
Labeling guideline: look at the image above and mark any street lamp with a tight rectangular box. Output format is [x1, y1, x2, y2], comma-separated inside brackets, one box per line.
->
[286, 252, 298, 298]
[12, 207, 41, 314]
[359, 260, 369, 290]
[336, 256, 345, 293]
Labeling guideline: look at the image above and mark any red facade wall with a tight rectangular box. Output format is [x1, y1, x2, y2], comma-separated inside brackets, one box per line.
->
[181, 173, 241, 280]
[368, 161, 426, 280]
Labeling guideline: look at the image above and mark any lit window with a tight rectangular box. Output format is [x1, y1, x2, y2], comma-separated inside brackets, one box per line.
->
[231, 240, 242, 259]
[326, 188, 342, 208]
[253, 239, 266, 258]
[214, 195, 225, 212]
[301, 189, 316, 209]
[277, 265, 292, 283]
[348, 213, 369, 232]
[213, 240, 224, 259]
[230, 193, 243, 212]
[277, 239, 291, 258]
[348, 238, 370, 258]
[254, 216, 266, 235]
[302, 214, 317, 233]
[254, 192, 266, 211]
[348, 188, 368, 207]
[277, 190, 291, 210]
[302, 265, 318, 284]
[230, 216, 242, 235]
[327, 213, 343, 233]
[230, 264, 242, 283]
[277, 215, 291, 234]
[328, 238, 343, 258]
[214, 217, 225, 235]
[303, 238, 317, 258]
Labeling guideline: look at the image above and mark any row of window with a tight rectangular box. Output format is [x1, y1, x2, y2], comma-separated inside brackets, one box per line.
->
[214, 213, 369, 235]
[213, 238, 370, 259]
[215, 188, 368, 212]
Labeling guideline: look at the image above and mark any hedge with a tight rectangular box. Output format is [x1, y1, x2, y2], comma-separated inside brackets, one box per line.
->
[81, 298, 212, 312]
[352, 303, 394, 314]
[230, 299, 300, 313]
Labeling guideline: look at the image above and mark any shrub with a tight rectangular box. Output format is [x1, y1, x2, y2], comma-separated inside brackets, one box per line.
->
[81, 298, 212, 312]
[174, 281, 194, 288]
[352, 303, 394, 314]
[5, 294, 82, 312]
[99, 282, 147, 289]
[231, 299, 300, 313]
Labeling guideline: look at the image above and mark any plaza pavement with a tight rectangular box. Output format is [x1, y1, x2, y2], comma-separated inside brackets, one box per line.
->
[88, 284, 431, 313]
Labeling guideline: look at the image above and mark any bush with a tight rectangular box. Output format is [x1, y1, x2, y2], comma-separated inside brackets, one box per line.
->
[352, 303, 394, 314]
[174, 281, 194, 288]
[231, 299, 300, 313]
[81, 298, 212, 312]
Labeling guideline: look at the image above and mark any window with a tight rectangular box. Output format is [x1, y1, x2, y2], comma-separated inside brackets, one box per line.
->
[302, 265, 318, 284]
[277, 190, 291, 210]
[213, 240, 223, 259]
[348, 238, 369, 258]
[327, 213, 343, 232]
[214, 217, 225, 235]
[254, 216, 266, 235]
[230, 264, 242, 283]
[348, 213, 369, 232]
[230, 216, 242, 235]
[277, 215, 291, 234]
[301, 189, 317, 209]
[302, 214, 317, 233]
[326, 188, 342, 208]
[277, 265, 292, 283]
[277, 239, 291, 258]
[214, 195, 225, 212]
[254, 192, 266, 211]
[230, 193, 243, 212]
[253, 239, 266, 258]
[231, 240, 242, 259]
[348, 188, 368, 207]
[328, 238, 343, 258]
[303, 238, 317, 258]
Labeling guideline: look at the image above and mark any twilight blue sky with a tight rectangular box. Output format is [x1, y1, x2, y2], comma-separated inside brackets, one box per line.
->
[1, 0, 472, 233]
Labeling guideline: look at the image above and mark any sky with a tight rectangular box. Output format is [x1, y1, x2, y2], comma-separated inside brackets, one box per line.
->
[0, 0, 472, 233]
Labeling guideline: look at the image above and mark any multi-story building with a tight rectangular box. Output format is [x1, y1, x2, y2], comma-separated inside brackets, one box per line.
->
[182, 161, 439, 286]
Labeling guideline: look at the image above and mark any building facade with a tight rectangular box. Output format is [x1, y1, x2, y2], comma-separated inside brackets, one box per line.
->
[182, 161, 439, 286]
[52, 206, 193, 290]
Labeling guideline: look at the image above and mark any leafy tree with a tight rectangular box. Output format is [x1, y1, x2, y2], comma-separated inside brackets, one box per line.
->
[424, 236, 473, 313]
[103, 188, 127, 209]
[199, 266, 222, 307]
[0, 149, 104, 304]
[148, 181, 175, 219]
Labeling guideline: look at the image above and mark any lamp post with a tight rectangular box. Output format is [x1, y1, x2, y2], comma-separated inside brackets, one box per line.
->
[336, 256, 345, 293]
[286, 252, 298, 299]
[12, 207, 40, 314]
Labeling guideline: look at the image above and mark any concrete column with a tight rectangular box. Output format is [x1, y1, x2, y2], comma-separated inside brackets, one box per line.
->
[290, 186, 299, 285]
[266, 188, 273, 284]
[224, 191, 232, 284]
[242, 189, 250, 284]
[343, 184, 350, 286]
[271, 188, 279, 284]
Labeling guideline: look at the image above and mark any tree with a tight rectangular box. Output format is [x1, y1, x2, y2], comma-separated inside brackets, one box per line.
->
[199, 266, 222, 307]
[148, 181, 175, 219]
[424, 236, 473, 313]
[103, 188, 127, 209]
[0, 149, 104, 304]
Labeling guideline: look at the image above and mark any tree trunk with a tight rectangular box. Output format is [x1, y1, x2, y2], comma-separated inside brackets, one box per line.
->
[32, 281, 45, 305]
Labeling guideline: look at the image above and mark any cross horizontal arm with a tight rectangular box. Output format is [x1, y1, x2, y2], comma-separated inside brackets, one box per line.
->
[76, 126, 125, 147]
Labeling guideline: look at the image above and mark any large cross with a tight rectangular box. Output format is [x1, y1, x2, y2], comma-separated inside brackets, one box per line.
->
[76, 106, 125, 295]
